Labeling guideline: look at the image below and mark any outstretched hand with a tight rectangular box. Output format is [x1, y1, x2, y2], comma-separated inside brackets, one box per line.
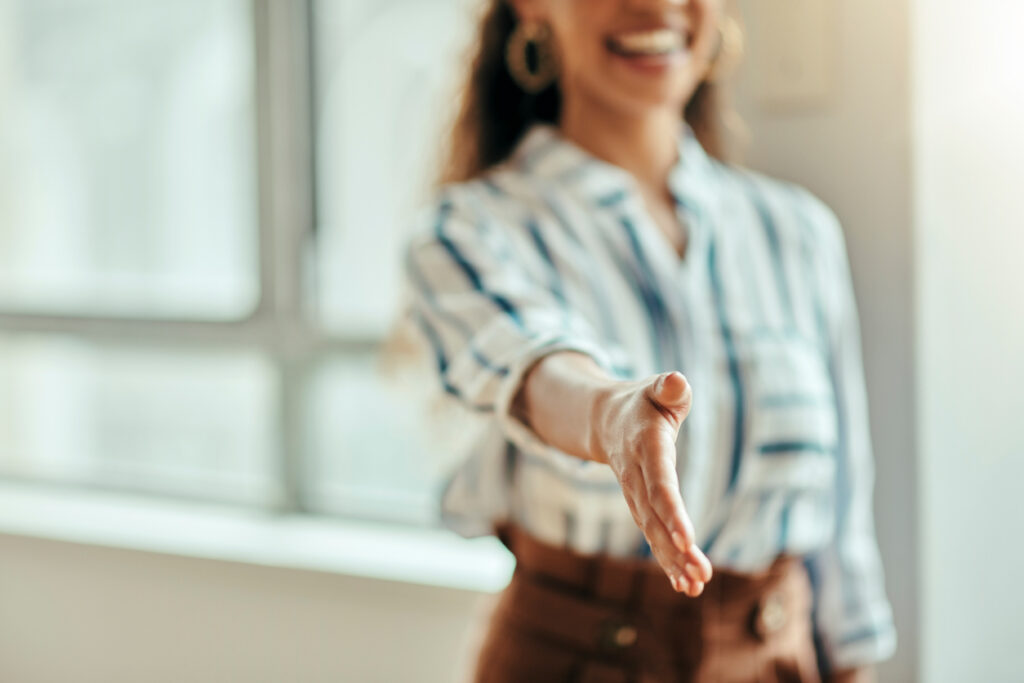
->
[590, 370, 713, 595]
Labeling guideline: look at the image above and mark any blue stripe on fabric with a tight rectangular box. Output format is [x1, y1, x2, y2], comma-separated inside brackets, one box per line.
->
[802, 555, 831, 676]
[743, 178, 796, 332]
[563, 510, 577, 548]
[525, 217, 567, 306]
[700, 233, 745, 555]
[778, 495, 792, 550]
[410, 311, 494, 413]
[597, 189, 629, 208]
[699, 521, 724, 556]
[435, 200, 523, 329]
[619, 216, 681, 369]
[828, 333, 855, 594]
[595, 228, 665, 368]
[541, 191, 625, 360]
[504, 441, 519, 484]
[708, 235, 746, 492]
[758, 440, 836, 456]
[404, 250, 511, 377]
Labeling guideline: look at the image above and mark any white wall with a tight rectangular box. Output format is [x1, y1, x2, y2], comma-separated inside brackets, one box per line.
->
[735, 1, 918, 680]
[0, 533, 492, 683]
[913, 0, 1024, 680]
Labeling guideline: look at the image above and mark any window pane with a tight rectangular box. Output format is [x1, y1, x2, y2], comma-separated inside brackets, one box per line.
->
[0, 0, 260, 318]
[312, 0, 476, 336]
[305, 352, 478, 525]
[0, 334, 279, 504]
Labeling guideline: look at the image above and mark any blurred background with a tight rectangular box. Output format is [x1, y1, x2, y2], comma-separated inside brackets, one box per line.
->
[0, 0, 1020, 681]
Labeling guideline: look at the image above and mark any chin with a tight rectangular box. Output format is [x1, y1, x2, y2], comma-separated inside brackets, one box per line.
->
[595, 72, 700, 118]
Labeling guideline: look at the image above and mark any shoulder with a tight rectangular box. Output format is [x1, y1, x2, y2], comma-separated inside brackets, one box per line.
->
[408, 165, 551, 244]
[404, 166, 554, 273]
[713, 162, 847, 258]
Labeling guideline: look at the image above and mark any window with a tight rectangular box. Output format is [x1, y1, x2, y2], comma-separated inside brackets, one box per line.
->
[0, 0, 259, 318]
[0, 0, 479, 525]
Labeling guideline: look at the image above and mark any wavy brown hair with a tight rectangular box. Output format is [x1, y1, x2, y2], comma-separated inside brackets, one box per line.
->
[439, 0, 740, 185]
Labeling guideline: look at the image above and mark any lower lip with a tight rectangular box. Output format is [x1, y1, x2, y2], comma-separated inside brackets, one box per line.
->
[608, 49, 688, 74]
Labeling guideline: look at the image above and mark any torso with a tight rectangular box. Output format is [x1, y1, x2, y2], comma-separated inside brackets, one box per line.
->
[431, 122, 844, 565]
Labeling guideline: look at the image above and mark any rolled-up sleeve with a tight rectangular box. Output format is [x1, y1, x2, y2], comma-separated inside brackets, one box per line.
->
[803, 201, 897, 672]
[402, 189, 622, 464]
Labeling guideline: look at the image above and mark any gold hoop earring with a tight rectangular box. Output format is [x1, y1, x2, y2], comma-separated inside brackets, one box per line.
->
[706, 16, 744, 83]
[506, 20, 558, 94]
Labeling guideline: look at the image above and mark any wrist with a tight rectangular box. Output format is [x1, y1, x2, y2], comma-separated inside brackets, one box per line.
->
[518, 351, 619, 463]
[586, 384, 616, 465]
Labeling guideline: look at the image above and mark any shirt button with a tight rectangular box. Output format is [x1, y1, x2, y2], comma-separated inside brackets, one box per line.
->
[758, 591, 788, 636]
[601, 619, 639, 650]
[612, 624, 638, 648]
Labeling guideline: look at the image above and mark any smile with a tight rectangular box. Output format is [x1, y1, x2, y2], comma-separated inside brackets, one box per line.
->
[605, 28, 688, 58]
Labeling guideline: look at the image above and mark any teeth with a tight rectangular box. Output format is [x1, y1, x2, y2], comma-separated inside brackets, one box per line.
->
[610, 29, 684, 55]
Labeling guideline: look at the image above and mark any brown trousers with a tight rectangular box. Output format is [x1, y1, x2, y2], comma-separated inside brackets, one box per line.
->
[471, 523, 821, 683]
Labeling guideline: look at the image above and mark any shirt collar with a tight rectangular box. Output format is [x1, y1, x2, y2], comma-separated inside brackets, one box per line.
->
[508, 121, 721, 214]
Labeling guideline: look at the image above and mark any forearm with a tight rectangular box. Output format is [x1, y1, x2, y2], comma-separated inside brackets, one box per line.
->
[511, 351, 618, 464]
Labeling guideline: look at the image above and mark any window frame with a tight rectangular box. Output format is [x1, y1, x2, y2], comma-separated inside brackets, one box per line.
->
[0, 0, 378, 516]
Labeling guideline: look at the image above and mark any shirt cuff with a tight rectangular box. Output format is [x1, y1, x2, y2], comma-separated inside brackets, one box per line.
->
[825, 618, 898, 673]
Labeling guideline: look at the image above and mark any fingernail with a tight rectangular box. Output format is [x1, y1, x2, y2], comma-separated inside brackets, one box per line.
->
[671, 531, 688, 553]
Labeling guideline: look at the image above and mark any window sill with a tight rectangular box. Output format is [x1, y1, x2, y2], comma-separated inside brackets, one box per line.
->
[0, 481, 514, 594]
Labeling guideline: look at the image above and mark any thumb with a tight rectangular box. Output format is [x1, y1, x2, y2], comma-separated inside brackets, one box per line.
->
[650, 371, 692, 415]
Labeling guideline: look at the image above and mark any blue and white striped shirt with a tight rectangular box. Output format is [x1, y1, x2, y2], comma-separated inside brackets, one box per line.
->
[402, 122, 896, 670]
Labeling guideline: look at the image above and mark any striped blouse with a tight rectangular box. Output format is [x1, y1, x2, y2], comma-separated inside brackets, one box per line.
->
[402, 122, 896, 671]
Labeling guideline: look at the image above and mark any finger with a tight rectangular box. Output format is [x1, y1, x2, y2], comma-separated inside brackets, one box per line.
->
[633, 475, 701, 593]
[649, 371, 693, 419]
[658, 549, 697, 594]
[640, 446, 712, 584]
[684, 557, 712, 585]
[619, 467, 694, 593]
[684, 546, 714, 583]
[640, 428, 695, 552]
[645, 518, 696, 594]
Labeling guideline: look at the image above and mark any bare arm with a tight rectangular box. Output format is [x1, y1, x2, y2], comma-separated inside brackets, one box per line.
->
[512, 351, 713, 595]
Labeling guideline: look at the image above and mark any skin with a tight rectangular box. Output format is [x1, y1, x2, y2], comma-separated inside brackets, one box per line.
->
[506, 0, 872, 678]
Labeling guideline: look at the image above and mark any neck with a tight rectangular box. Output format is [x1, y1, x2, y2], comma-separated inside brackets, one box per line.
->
[558, 90, 683, 194]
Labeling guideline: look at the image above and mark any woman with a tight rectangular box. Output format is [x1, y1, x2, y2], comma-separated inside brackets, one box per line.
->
[402, 0, 896, 681]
